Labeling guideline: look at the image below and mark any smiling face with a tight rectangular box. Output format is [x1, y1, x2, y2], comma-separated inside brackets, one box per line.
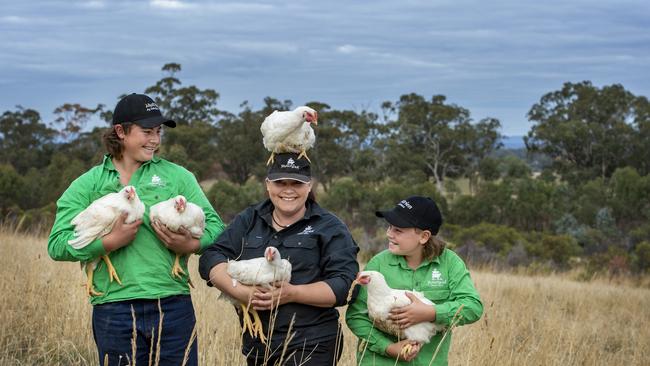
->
[115, 124, 162, 163]
[265, 179, 312, 219]
[385, 224, 431, 261]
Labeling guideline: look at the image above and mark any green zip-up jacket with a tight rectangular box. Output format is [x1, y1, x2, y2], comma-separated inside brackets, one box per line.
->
[48, 155, 225, 305]
[345, 248, 483, 366]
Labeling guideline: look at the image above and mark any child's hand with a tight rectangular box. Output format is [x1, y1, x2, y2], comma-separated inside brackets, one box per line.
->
[389, 292, 436, 329]
[385, 340, 421, 361]
[102, 212, 142, 252]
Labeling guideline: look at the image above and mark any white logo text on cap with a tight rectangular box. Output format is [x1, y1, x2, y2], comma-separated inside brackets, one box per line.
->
[280, 158, 300, 170]
[145, 102, 160, 112]
[398, 200, 413, 209]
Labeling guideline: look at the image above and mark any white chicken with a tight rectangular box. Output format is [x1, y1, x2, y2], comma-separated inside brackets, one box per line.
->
[149, 195, 205, 280]
[260, 106, 318, 165]
[223, 246, 292, 344]
[68, 185, 145, 296]
[356, 270, 444, 356]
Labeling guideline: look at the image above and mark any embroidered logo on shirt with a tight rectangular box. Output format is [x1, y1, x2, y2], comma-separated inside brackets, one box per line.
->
[297, 225, 314, 235]
[150, 175, 164, 187]
[430, 268, 446, 287]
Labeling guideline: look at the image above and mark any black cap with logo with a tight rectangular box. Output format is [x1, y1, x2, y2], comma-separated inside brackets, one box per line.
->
[376, 196, 443, 235]
[267, 153, 311, 183]
[112, 93, 176, 128]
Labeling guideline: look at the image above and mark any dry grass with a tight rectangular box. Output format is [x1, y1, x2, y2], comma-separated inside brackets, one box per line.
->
[2, 228, 649, 365]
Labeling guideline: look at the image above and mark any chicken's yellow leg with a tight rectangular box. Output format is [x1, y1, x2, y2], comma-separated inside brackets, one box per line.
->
[297, 149, 312, 163]
[249, 308, 267, 344]
[102, 255, 122, 285]
[266, 152, 276, 166]
[171, 254, 186, 279]
[239, 303, 256, 337]
[86, 264, 103, 297]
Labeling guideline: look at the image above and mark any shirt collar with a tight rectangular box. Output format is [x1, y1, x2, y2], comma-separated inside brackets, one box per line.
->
[102, 154, 160, 171]
[255, 198, 324, 228]
[387, 251, 441, 269]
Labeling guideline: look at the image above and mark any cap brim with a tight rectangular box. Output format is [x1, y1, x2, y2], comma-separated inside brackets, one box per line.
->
[134, 115, 176, 128]
[267, 173, 311, 183]
[375, 209, 416, 229]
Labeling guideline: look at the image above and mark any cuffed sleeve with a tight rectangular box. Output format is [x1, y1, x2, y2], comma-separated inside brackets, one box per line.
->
[48, 172, 108, 262]
[320, 227, 359, 306]
[434, 252, 483, 327]
[198, 210, 250, 286]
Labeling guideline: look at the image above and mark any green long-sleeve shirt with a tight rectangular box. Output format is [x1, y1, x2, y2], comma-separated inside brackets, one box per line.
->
[345, 248, 483, 366]
[48, 155, 225, 305]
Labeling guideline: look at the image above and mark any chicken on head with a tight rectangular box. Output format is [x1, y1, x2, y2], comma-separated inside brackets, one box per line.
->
[261, 106, 318, 165]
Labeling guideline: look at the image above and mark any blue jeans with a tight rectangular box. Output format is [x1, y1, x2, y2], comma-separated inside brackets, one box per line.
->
[92, 295, 197, 366]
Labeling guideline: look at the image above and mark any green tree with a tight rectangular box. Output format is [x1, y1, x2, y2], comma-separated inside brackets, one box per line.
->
[214, 100, 274, 184]
[525, 81, 641, 183]
[52, 103, 105, 141]
[0, 107, 56, 174]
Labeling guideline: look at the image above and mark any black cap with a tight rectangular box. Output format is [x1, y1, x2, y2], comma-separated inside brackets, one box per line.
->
[376, 196, 443, 235]
[112, 93, 176, 128]
[267, 153, 311, 183]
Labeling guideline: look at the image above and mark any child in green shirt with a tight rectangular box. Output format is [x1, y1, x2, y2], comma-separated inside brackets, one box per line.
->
[346, 196, 483, 366]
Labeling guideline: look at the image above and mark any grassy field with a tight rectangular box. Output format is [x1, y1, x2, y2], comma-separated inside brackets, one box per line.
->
[2, 228, 649, 365]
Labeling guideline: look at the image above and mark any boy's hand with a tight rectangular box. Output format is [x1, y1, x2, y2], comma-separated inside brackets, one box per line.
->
[102, 212, 142, 252]
[389, 292, 436, 329]
[385, 340, 421, 361]
[152, 222, 200, 254]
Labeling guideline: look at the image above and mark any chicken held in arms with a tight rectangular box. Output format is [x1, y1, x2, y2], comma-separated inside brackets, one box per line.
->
[223, 246, 292, 344]
[149, 195, 205, 279]
[68, 185, 145, 296]
[355, 270, 444, 357]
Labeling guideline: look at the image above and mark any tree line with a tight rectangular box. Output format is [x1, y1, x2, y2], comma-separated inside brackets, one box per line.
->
[1, 63, 649, 275]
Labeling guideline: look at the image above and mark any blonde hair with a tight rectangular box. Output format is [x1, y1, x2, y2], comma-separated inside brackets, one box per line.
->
[416, 229, 447, 260]
[102, 123, 133, 160]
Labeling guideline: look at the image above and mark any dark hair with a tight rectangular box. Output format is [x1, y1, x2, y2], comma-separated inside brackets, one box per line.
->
[416, 229, 446, 260]
[102, 123, 133, 160]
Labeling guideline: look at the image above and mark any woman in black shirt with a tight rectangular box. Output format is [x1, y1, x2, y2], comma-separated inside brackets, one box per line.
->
[199, 152, 359, 365]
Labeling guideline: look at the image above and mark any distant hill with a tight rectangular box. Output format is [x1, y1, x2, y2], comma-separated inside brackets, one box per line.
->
[501, 135, 525, 149]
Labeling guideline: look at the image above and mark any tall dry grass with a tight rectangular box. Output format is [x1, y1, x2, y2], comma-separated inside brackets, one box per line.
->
[1, 228, 649, 365]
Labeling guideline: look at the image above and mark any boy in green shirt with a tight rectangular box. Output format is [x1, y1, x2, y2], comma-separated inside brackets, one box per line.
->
[48, 93, 225, 366]
[346, 196, 483, 366]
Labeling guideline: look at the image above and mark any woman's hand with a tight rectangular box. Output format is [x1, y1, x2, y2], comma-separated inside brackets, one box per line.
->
[251, 281, 296, 311]
[385, 340, 421, 362]
[152, 221, 200, 254]
[389, 292, 437, 329]
[102, 212, 142, 252]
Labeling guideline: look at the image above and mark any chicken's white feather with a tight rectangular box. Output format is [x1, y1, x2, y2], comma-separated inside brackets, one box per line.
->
[358, 270, 443, 344]
[68, 186, 145, 249]
[149, 195, 205, 238]
[261, 106, 317, 154]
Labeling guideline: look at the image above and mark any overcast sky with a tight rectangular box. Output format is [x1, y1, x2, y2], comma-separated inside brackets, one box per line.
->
[1, 0, 648, 136]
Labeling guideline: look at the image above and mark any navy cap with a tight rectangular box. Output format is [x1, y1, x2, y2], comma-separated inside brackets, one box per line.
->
[267, 153, 311, 183]
[376, 196, 443, 235]
[112, 93, 176, 128]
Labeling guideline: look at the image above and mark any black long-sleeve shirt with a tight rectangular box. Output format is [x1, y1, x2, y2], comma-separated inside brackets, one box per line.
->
[199, 199, 359, 356]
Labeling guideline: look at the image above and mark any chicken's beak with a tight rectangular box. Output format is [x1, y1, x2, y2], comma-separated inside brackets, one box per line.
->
[311, 111, 318, 125]
[356, 273, 370, 285]
[127, 189, 135, 201]
[265, 250, 274, 262]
